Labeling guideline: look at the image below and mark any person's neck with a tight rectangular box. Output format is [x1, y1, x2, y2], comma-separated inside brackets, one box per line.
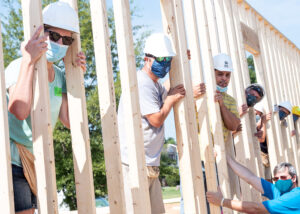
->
[47, 61, 55, 83]
[142, 65, 159, 82]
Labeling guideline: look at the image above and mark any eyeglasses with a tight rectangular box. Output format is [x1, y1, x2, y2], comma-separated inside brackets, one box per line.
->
[45, 29, 74, 46]
[146, 54, 172, 62]
[272, 175, 290, 182]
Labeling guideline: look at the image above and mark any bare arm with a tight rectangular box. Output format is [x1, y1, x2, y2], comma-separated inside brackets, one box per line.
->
[215, 91, 240, 131]
[223, 199, 268, 214]
[59, 93, 70, 129]
[146, 84, 185, 128]
[227, 155, 264, 193]
[8, 26, 48, 120]
[207, 187, 268, 214]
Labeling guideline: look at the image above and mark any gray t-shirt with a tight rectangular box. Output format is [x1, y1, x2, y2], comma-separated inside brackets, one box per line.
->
[118, 70, 167, 166]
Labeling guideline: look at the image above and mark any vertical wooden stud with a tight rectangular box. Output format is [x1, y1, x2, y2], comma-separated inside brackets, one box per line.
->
[61, 0, 96, 213]
[160, 0, 208, 213]
[21, 1, 58, 213]
[183, 0, 220, 213]
[90, 0, 126, 213]
[112, 0, 151, 213]
[194, 0, 234, 213]
[0, 20, 15, 214]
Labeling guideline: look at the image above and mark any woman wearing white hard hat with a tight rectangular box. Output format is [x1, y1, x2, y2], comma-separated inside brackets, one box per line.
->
[277, 101, 293, 121]
[5, 2, 85, 213]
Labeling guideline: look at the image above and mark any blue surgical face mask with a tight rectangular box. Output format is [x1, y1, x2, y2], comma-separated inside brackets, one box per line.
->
[275, 179, 293, 194]
[151, 60, 172, 78]
[46, 40, 69, 63]
[256, 115, 261, 123]
[293, 114, 299, 122]
[246, 94, 257, 107]
[279, 110, 288, 121]
[216, 85, 228, 93]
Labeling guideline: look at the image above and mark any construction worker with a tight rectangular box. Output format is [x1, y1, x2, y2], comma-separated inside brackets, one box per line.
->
[254, 103, 272, 182]
[239, 83, 265, 117]
[118, 33, 183, 214]
[274, 101, 293, 122]
[214, 53, 241, 141]
[5, 2, 85, 214]
[207, 155, 300, 213]
[291, 106, 300, 137]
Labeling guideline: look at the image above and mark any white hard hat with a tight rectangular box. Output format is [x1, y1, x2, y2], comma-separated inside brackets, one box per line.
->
[279, 101, 292, 113]
[144, 33, 176, 57]
[213, 53, 233, 72]
[254, 103, 265, 114]
[43, 1, 79, 33]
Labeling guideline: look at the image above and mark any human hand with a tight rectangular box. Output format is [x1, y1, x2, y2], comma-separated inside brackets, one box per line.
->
[206, 187, 224, 206]
[239, 104, 248, 117]
[167, 84, 186, 104]
[76, 51, 86, 72]
[265, 112, 272, 121]
[193, 83, 206, 98]
[254, 130, 263, 138]
[291, 130, 296, 137]
[187, 49, 191, 60]
[21, 25, 48, 64]
[214, 90, 224, 106]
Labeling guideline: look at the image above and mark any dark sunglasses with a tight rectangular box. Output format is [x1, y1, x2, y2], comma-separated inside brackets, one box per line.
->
[146, 54, 172, 62]
[45, 29, 74, 46]
[272, 175, 290, 182]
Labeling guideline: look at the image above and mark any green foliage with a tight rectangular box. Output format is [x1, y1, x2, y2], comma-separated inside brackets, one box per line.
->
[159, 138, 180, 187]
[2, 0, 150, 210]
[247, 55, 257, 84]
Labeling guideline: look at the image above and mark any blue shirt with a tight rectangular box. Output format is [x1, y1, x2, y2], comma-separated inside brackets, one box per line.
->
[261, 178, 300, 213]
[5, 58, 67, 167]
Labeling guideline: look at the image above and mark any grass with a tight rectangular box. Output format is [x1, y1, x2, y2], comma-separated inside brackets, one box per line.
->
[162, 186, 181, 199]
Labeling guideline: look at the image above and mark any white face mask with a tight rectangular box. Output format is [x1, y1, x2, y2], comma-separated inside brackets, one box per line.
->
[46, 40, 69, 62]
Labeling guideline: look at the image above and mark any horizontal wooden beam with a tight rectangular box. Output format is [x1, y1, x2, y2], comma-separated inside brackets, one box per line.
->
[241, 22, 260, 55]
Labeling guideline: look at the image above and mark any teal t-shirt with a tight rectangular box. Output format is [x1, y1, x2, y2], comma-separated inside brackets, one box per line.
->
[261, 178, 300, 213]
[5, 57, 67, 167]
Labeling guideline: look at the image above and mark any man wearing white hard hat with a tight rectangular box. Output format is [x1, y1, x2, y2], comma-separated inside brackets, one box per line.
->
[118, 33, 206, 213]
[254, 103, 272, 181]
[213, 53, 241, 142]
[5, 2, 85, 213]
[118, 33, 183, 214]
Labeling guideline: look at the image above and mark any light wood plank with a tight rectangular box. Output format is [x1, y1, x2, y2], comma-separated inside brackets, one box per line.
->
[0, 19, 15, 214]
[90, 0, 126, 213]
[21, 1, 58, 213]
[194, 0, 234, 213]
[112, 0, 151, 213]
[160, 0, 207, 213]
[60, 0, 96, 213]
[183, 0, 221, 213]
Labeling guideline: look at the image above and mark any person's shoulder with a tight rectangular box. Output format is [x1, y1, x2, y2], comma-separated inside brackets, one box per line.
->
[5, 57, 23, 89]
[137, 70, 155, 87]
[222, 92, 237, 104]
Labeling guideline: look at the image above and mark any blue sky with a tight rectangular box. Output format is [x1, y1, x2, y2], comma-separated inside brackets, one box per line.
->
[1, 0, 299, 140]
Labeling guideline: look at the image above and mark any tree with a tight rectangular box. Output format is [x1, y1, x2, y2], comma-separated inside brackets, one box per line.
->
[2, 0, 150, 210]
[247, 54, 257, 84]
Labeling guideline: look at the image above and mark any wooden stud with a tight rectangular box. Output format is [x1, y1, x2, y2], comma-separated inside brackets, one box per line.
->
[61, 1, 96, 213]
[253, 15, 281, 171]
[183, 0, 220, 213]
[193, 0, 234, 212]
[21, 1, 58, 213]
[89, 0, 126, 213]
[160, 1, 208, 213]
[225, 0, 262, 202]
[112, 0, 151, 213]
[0, 20, 15, 214]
